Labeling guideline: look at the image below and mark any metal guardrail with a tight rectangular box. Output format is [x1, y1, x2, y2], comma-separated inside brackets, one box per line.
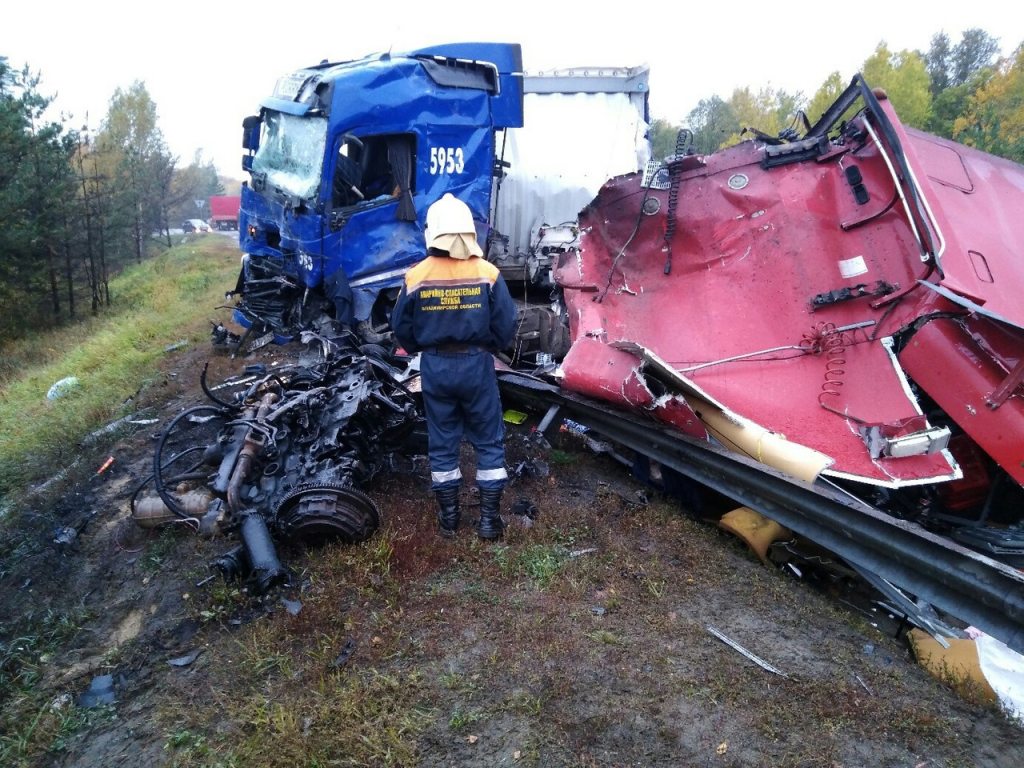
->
[498, 373, 1024, 653]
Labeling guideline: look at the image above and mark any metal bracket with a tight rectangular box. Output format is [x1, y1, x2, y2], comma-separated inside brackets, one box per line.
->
[986, 357, 1024, 411]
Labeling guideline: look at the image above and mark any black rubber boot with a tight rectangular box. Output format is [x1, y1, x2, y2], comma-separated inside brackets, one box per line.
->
[477, 487, 505, 540]
[435, 486, 461, 538]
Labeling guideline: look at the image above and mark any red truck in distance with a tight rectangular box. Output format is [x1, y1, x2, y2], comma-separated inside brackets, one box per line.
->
[210, 195, 241, 231]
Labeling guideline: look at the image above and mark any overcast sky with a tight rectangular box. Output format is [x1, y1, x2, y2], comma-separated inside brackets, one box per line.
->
[5, 0, 1022, 179]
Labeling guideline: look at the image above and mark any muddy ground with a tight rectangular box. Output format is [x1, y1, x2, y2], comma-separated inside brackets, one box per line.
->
[2, 342, 1022, 767]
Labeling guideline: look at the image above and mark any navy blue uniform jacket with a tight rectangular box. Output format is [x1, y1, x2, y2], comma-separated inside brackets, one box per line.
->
[392, 255, 517, 353]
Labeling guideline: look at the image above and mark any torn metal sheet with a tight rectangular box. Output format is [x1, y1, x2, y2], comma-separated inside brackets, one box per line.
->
[611, 341, 832, 483]
[849, 564, 956, 649]
[561, 338, 707, 440]
[562, 145, 958, 486]
[552, 76, 1024, 578]
[899, 316, 1024, 487]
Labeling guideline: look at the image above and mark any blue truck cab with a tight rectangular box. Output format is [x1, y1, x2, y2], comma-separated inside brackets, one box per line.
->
[234, 43, 525, 342]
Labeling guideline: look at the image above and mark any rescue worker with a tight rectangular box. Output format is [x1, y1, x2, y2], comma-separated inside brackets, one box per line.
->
[392, 194, 517, 539]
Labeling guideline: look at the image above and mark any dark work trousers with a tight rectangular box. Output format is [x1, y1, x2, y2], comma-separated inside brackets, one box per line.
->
[420, 350, 507, 491]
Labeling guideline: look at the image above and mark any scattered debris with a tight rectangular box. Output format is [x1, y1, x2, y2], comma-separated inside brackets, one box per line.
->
[281, 598, 302, 616]
[855, 674, 873, 695]
[583, 436, 631, 467]
[466, 735, 479, 744]
[590, 607, 606, 616]
[512, 458, 549, 479]
[717, 741, 728, 755]
[96, 456, 115, 475]
[852, 567, 959, 648]
[503, 409, 528, 424]
[560, 418, 589, 435]
[595, 482, 647, 509]
[50, 693, 73, 712]
[910, 627, 1024, 718]
[167, 650, 203, 667]
[83, 412, 155, 446]
[53, 527, 77, 546]
[46, 376, 80, 400]
[510, 514, 533, 530]
[707, 626, 788, 678]
[529, 405, 562, 448]
[164, 340, 189, 352]
[510, 498, 539, 518]
[79, 674, 116, 707]
[330, 637, 356, 670]
[135, 335, 425, 594]
[570, 548, 599, 559]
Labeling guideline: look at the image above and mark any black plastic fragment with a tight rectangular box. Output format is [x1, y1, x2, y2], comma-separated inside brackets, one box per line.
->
[510, 498, 540, 518]
[330, 637, 357, 669]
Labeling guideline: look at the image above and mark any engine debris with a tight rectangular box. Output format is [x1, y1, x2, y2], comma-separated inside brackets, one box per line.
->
[135, 332, 425, 593]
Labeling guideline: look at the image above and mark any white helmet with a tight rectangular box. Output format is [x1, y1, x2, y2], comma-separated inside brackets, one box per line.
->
[424, 193, 483, 260]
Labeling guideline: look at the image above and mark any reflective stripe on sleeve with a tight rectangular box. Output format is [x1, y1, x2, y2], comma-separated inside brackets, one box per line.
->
[431, 468, 462, 484]
[476, 467, 508, 482]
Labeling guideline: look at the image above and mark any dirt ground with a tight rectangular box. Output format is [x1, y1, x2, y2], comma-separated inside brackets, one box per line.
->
[2, 342, 1022, 767]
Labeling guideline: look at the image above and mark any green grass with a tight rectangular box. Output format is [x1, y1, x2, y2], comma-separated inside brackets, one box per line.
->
[0, 607, 97, 765]
[0, 239, 239, 503]
[493, 542, 568, 589]
[141, 527, 187, 575]
[447, 707, 483, 730]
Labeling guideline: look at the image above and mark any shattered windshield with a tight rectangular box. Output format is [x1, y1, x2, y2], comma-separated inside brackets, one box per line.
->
[251, 111, 327, 200]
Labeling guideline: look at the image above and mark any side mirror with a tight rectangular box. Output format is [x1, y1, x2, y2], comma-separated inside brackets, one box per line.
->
[242, 115, 262, 151]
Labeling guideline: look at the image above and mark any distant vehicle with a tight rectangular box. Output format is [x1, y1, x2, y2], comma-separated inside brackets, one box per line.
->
[210, 196, 241, 230]
[182, 219, 210, 233]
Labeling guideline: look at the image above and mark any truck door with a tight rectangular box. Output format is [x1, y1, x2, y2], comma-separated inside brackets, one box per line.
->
[328, 132, 420, 278]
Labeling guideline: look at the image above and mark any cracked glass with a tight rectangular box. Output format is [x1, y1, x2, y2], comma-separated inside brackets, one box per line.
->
[252, 111, 328, 199]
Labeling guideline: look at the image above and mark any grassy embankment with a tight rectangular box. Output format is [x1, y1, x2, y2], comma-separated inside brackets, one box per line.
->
[0, 235, 240, 507]
[0, 235, 241, 766]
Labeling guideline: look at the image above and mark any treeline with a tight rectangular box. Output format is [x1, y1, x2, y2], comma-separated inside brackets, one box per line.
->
[0, 58, 226, 338]
[652, 29, 1024, 164]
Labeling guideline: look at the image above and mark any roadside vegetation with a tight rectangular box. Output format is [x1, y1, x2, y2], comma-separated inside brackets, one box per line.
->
[0, 236, 238, 504]
[0, 235, 238, 765]
[1, 58, 231, 341]
[650, 28, 1023, 163]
